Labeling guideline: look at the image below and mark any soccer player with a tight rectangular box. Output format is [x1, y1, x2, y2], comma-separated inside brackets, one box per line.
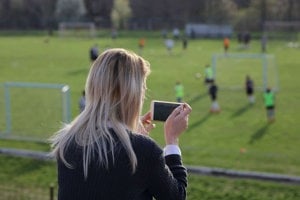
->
[111, 28, 118, 40]
[138, 38, 145, 49]
[182, 37, 188, 50]
[90, 44, 99, 62]
[174, 81, 184, 102]
[138, 38, 145, 55]
[172, 28, 180, 39]
[204, 64, 213, 85]
[245, 75, 255, 104]
[261, 33, 268, 53]
[264, 87, 275, 122]
[165, 38, 174, 55]
[223, 37, 230, 54]
[209, 80, 221, 113]
[244, 31, 251, 48]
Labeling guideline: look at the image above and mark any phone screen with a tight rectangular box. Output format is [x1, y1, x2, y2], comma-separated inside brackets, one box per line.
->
[151, 101, 181, 121]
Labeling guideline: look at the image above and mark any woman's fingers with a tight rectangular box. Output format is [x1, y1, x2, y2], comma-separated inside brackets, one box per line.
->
[138, 111, 156, 135]
[172, 103, 192, 120]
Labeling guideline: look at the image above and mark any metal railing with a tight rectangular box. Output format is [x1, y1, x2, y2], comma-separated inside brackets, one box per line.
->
[0, 184, 56, 200]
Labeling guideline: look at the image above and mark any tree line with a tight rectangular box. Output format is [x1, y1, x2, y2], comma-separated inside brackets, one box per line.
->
[0, 0, 299, 31]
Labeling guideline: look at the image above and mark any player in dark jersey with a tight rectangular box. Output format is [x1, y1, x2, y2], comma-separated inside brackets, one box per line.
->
[245, 75, 255, 104]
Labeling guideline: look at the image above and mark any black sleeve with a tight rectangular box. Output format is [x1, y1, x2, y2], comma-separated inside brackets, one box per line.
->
[147, 146, 187, 200]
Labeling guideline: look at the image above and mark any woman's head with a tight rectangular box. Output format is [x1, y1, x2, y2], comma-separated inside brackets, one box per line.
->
[85, 48, 151, 130]
[51, 48, 150, 177]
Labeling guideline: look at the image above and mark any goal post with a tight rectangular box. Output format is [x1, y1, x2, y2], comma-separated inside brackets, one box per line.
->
[264, 21, 300, 41]
[211, 53, 279, 92]
[0, 82, 71, 141]
[58, 22, 96, 38]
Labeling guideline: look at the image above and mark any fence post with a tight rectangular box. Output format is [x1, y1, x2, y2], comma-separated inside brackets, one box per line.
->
[49, 184, 54, 200]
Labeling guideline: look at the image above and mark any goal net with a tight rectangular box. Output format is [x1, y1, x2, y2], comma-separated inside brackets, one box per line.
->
[211, 53, 279, 92]
[0, 82, 71, 142]
[58, 22, 96, 38]
[264, 21, 300, 42]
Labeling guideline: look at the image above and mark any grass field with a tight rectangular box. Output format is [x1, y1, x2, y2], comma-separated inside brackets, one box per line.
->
[0, 32, 300, 199]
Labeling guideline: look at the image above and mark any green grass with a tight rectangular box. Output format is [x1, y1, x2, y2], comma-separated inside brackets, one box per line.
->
[0, 32, 300, 199]
[188, 175, 300, 200]
[0, 138, 50, 151]
[0, 155, 299, 200]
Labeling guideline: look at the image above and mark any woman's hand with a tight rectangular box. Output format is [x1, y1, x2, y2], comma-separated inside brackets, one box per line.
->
[164, 103, 192, 145]
[137, 111, 156, 135]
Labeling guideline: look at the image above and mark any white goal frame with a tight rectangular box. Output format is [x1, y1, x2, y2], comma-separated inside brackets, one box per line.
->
[58, 22, 96, 38]
[264, 21, 300, 41]
[1, 82, 71, 141]
[211, 53, 279, 91]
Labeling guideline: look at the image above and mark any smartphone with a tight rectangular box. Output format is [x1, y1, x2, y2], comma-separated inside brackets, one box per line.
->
[151, 100, 182, 121]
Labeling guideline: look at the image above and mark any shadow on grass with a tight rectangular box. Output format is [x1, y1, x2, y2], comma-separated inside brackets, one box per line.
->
[0, 154, 52, 178]
[249, 123, 271, 144]
[187, 93, 208, 105]
[231, 103, 253, 118]
[67, 68, 88, 76]
[188, 112, 211, 132]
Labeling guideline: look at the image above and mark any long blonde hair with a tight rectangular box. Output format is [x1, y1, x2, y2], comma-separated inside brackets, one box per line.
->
[50, 48, 150, 178]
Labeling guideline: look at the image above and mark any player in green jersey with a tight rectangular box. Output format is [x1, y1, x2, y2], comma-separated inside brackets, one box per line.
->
[264, 87, 275, 122]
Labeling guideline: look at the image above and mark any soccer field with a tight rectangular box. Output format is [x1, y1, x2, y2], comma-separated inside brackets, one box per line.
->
[0, 33, 300, 178]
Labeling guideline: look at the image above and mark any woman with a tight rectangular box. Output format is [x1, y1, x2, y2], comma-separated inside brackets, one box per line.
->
[50, 48, 192, 200]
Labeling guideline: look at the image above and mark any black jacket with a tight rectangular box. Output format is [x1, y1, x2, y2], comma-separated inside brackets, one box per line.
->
[57, 131, 187, 200]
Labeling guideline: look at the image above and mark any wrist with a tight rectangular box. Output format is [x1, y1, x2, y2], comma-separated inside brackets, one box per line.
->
[165, 137, 179, 145]
[164, 144, 181, 156]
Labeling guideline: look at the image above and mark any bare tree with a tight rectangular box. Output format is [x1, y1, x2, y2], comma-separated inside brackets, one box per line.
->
[260, 0, 267, 31]
[55, 0, 86, 22]
[83, 0, 113, 26]
[41, 0, 58, 33]
[205, 0, 237, 24]
[129, 0, 201, 29]
[0, 0, 10, 27]
[20, 0, 56, 30]
[233, 0, 251, 8]
[284, 0, 300, 21]
[1, 0, 298, 31]
[111, 0, 131, 29]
